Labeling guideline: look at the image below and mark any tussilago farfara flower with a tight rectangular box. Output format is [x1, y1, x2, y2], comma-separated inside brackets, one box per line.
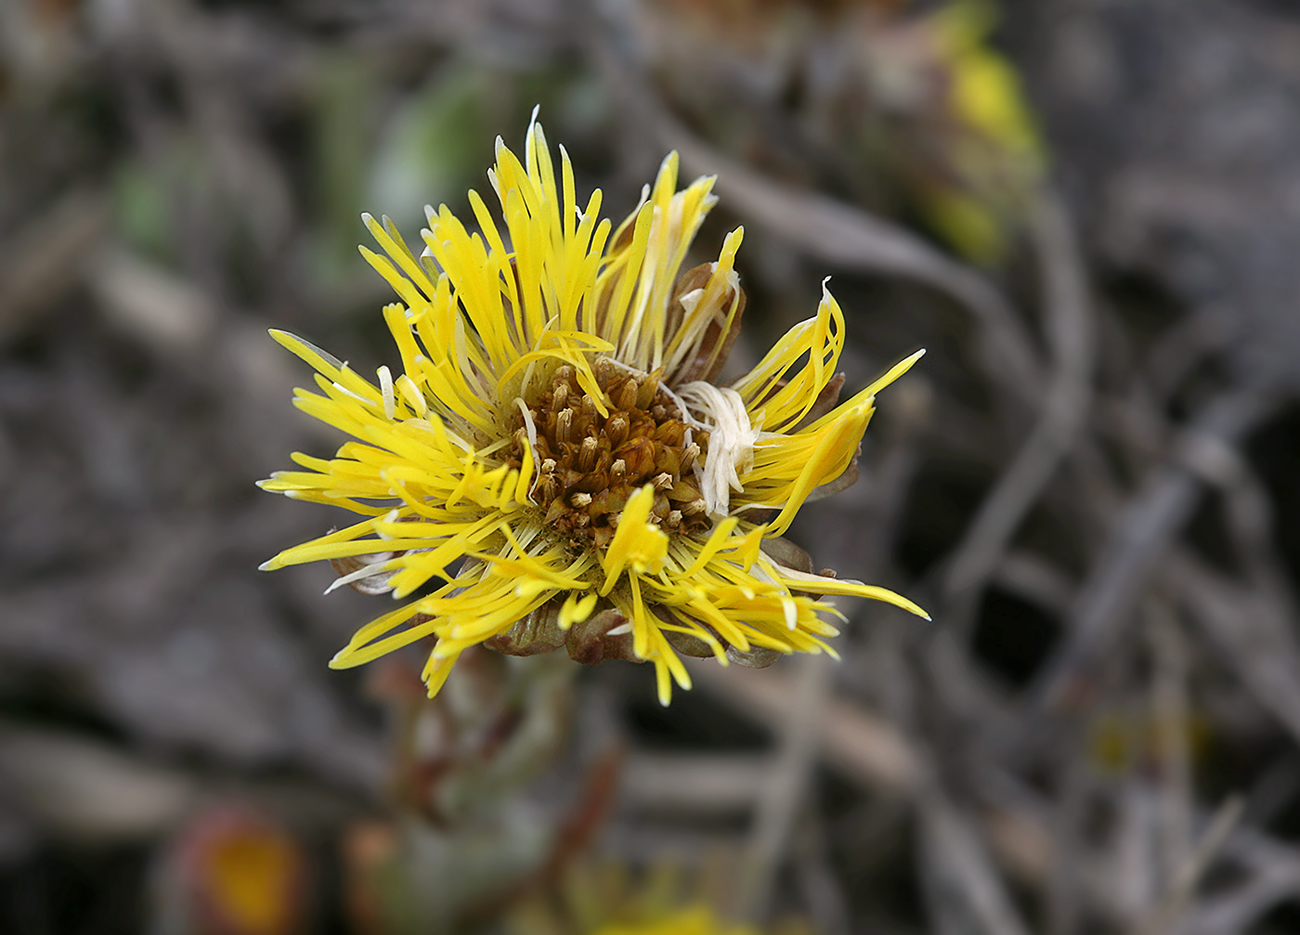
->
[258, 117, 926, 704]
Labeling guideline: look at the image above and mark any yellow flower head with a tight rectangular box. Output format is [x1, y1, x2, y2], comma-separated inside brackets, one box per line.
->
[593, 905, 759, 935]
[259, 115, 926, 704]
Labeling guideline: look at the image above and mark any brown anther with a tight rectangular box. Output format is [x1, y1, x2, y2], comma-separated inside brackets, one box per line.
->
[556, 408, 574, 444]
[615, 436, 657, 479]
[571, 492, 593, 508]
[552, 383, 569, 411]
[610, 459, 627, 482]
[682, 498, 707, 516]
[652, 492, 671, 519]
[668, 479, 700, 502]
[655, 446, 682, 475]
[536, 474, 559, 504]
[652, 472, 674, 491]
[591, 487, 628, 515]
[667, 509, 683, 527]
[614, 378, 638, 411]
[680, 443, 700, 472]
[653, 420, 684, 447]
[636, 369, 662, 410]
[512, 427, 528, 451]
[594, 357, 617, 390]
[575, 470, 608, 494]
[572, 513, 590, 528]
[606, 413, 630, 448]
[629, 413, 653, 438]
[578, 436, 599, 472]
[541, 458, 557, 473]
[581, 395, 598, 420]
[651, 404, 668, 421]
[555, 365, 575, 388]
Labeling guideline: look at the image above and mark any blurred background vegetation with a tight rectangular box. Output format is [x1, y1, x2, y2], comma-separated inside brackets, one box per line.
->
[5, 0, 1300, 932]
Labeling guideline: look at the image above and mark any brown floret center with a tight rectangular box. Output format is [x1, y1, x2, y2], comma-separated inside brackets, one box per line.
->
[505, 359, 712, 552]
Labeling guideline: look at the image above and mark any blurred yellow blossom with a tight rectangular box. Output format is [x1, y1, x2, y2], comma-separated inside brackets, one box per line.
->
[917, 0, 1045, 261]
[594, 905, 759, 935]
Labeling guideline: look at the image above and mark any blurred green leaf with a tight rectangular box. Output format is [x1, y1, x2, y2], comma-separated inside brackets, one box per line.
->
[366, 62, 493, 234]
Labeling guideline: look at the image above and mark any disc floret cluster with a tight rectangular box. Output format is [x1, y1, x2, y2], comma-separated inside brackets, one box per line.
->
[505, 357, 712, 553]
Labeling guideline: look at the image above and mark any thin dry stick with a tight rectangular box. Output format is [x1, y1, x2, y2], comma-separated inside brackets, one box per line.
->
[1133, 796, 1243, 935]
[1178, 826, 1300, 935]
[791, 805, 852, 935]
[1148, 601, 1193, 895]
[693, 661, 1056, 889]
[1217, 451, 1299, 627]
[0, 188, 110, 343]
[693, 641, 1300, 931]
[691, 660, 924, 792]
[1164, 550, 1300, 747]
[1044, 727, 1090, 935]
[733, 652, 832, 924]
[1030, 384, 1277, 713]
[940, 191, 1094, 627]
[918, 786, 1034, 935]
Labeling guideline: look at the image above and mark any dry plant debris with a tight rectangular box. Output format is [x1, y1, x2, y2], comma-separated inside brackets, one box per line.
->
[2, 0, 1300, 933]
